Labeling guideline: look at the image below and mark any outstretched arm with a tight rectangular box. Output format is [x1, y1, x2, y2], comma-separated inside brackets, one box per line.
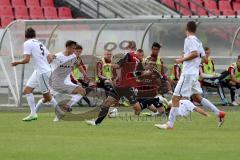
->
[11, 54, 31, 66]
[47, 53, 56, 63]
[175, 51, 198, 64]
[194, 107, 209, 117]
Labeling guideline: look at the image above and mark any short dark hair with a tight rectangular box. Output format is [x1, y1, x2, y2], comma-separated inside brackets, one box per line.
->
[137, 49, 144, 53]
[65, 40, 77, 48]
[25, 27, 36, 39]
[151, 42, 161, 49]
[76, 44, 83, 50]
[186, 21, 197, 33]
[204, 47, 209, 51]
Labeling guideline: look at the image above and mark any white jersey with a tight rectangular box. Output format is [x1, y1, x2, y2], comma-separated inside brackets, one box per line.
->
[182, 35, 205, 75]
[49, 52, 79, 94]
[24, 39, 51, 74]
[50, 52, 77, 82]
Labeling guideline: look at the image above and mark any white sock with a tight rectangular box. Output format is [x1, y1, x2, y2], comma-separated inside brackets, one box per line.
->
[200, 98, 219, 115]
[35, 98, 44, 113]
[168, 107, 179, 128]
[49, 97, 64, 114]
[49, 97, 58, 108]
[67, 95, 82, 108]
[26, 93, 36, 116]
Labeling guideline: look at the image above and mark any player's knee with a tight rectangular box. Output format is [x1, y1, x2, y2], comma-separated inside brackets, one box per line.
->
[42, 92, 52, 102]
[72, 87, 86, 95]
[104, 96, 117, 107]
[133, 104, 141, 115]
[172, 95, 181, 104]
[23, 87, 33, 94]
[192, 94, 202, 103]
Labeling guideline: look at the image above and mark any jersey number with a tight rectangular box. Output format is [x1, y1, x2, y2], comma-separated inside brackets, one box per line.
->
[39, 44, 44, 56]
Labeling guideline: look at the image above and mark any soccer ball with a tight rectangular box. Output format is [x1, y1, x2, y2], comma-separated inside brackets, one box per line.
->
[108, 108, 118, 118]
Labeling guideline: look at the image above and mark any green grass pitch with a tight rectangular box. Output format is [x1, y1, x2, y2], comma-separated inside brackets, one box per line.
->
[0, 110, 240, 160]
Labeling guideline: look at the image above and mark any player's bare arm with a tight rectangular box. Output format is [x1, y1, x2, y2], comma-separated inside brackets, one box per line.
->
[194, 107, 209, 117]
[175, 51, 198, 64]
[78, 64, 89, 82]
[230, 74, 240, 84]
[11, 54, 31, 66]
[47, 53, 56, 63]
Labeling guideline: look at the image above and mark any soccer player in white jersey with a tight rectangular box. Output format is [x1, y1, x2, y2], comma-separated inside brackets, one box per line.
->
[49, 40, 90, 121]
[155, 21, 226, 129]
[11, 27, 61, 121]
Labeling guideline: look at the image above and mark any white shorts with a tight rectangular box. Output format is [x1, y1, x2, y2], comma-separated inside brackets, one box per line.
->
[173, 74, 202, 98]
[26, 70, 51, 94]
[178, 100, 196, 117]
[50, 75, 79, 94]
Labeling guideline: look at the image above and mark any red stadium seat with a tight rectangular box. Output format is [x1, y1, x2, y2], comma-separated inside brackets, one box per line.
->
[236, 10, 240, 15]
[208, 9, 220, 16]
[43, 7, 58, 19]
[189, 2, 207, 15]
[221, 10, 235, 16]
[0, 6, 14, 17]
[26, 0, 40, 7]
[233, 2, 240, 11]
[161, 0, 175, 10]
[193, 8, 207, 15]
[11, 0, 25, 7]
[29, 6, 44, 19]
[0, 0, 10, 6]
[190, 2, 204, 10]
[58, 7, 72, 19]
[204, 1, 217, 10]
[191, 0, 203, 5]
[219, 1, 232, 11]
[14, 6, 29, 19]
[180, 8, 192, 15]
[41, 0, 54, 7]
[175, 0, 189, 11]
[1, 16, 14, 27]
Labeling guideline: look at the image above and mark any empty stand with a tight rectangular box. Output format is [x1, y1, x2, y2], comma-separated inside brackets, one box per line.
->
[58, 7, 72, 19]
[14, 6, 29, 19]
[43, 7, 58, 19]
[0, 0, 74, 27]
[233, 2, 240, 11]
[26, 0, 40, 7]
[221, 10, 235, 16]
[0, 5, 14, 17]
[204, 1, 217, 10]
[180, 8, 192, 15]
[236, 10, 240, 15]
[175, 0, 189, 11]
[189, 2, 207, 15]
[0, 0, 10, 6]
[1, 16, 14, 27]
[208, 9, 220, 16]
[219, 1, 232, 11]
[161, 0, 238, 16]
[41, 0, 54, 7]
[161, 0, 175, 10]
[11, 0, 25, 7]
[29, 6, 44, 19]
